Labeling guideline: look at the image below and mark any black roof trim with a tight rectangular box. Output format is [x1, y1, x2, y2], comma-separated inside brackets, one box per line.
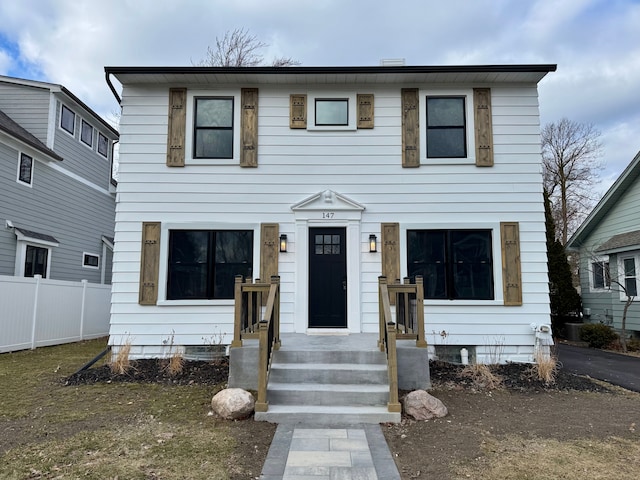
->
[105, 64, 557, 76]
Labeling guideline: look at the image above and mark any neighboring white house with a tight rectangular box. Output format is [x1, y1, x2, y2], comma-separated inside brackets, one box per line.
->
[105, 64, 556, 363]
[567, 151, 640, 337]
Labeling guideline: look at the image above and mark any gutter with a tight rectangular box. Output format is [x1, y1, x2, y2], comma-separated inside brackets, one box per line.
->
[105, 71, 121, 105]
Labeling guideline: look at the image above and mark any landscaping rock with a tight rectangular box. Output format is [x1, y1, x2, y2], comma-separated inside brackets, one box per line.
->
[211, 388, 255, 419]
[403, 390, 448, 420]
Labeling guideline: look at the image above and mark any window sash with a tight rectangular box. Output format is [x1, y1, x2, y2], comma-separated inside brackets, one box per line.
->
[19, 153, 33, 184]
[166, 230, 253, 300]
[426, 96, 467, 158]
[60, 105, 75, 135]
[97, 133, 109, 157]
[81, 120, 93, 147]
[407, 229, 493, 300]
[193, 97, 234, 159]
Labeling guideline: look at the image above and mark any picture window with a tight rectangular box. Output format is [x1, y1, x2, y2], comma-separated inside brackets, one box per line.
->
[97, 132, 109, 158]
[83, 253, 100, 269]
[81, 120, 94, 147]
[60, 105, 75, 135]
[315, 99, 348, 126]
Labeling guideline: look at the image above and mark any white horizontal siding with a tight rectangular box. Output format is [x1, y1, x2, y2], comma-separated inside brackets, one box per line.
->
[110, 82, 550, 361]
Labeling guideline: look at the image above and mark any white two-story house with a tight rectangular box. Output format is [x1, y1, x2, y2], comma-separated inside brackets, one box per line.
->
[105, 63, 555, 363]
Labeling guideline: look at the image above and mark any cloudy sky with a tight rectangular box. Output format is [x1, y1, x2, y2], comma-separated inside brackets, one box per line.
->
[1, 0, 638, 195]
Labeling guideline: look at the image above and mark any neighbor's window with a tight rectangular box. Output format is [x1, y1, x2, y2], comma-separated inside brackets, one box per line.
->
[18, 153, 33, 185]
[315, 98, 348, 126]
[81, 120, 93, 147]
[83, 253, 100, 269]
[24, 245, 48, 278]
[622, 257, 638, 297]
[407, 229, 493, 300]
[167, 230, 253, 300]
[193, 97, 234, 159]
[60, 105, 75, 135]
[591, 260, 610, 289]
[426, 96, 466, 158]
[97, 132, 109, 158]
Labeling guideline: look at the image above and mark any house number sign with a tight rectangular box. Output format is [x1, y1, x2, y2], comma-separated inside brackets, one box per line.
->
[322, 212, 335, 219]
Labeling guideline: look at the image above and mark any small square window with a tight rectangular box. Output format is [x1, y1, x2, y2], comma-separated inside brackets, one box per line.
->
[97, 133, 109, 158]
[60, 105, 75, 135]
[18, 153, 33, 185]
[81, 120, 94, 147]
[426, 97, 466, 158]
[194, 97, 234, 159]
[315, 99, 348, 126]
[83, 253, 100, 269]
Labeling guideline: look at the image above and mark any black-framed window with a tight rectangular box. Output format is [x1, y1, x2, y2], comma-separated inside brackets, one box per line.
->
[407, 229, 493, 300]
[81, 120, 93, 147]
[97, 132, 109, 158]
[426, 96, 466, 158]
[194, 97, 234, 159]
[167, 230, 253, 300]
[83, 253, 100, 268]
[315, 98, 348, 126]
[18, 153, 33, 185]
[591, 260, 610, 289]
[60, 105, 75, 135]
[25, 245, 48, 278]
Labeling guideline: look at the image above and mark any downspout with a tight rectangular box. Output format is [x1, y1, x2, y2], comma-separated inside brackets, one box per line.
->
[105, 71, 122, 105]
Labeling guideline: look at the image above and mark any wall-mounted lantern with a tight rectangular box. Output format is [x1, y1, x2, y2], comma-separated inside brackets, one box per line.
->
[279, 234, 288, 253]
[369, 234, 377, 253]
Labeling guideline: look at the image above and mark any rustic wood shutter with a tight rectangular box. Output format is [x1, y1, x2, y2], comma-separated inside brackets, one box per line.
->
[290, 94, 307, 129]
[260, 223, 279, 281]
[139, 222, 161, 305]
[241, 88, 258, 167]
[501, 222, 522, 306]
[401, 88, 420, 167]
[357, 94, 374, 129]
[382, 221, 401, 276]
[166, 88, 186, 167]
[474, 88, 494, 167]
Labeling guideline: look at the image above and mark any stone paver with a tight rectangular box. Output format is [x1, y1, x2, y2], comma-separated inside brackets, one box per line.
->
[260, 424, 400, 480]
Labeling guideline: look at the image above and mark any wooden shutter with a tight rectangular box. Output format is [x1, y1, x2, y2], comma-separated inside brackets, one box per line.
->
[139, 222, 161, 305]
[474, 88, 494, 167]
[357, 94, 374, 129]
[290, 94, 307, 129]
[381, 222, 401, 281]
[260, 223, 279, 281]
[401, 88, 420, 167]
[241, 88, 258, 167]
[501, 222, 522, 306]
[166, 88, 186, 167]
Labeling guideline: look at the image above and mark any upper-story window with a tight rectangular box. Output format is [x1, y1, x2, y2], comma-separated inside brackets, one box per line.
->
[97, 132, 109, 158]
[426, 96, 467, 158]
[60, 105, 75, 135]
[315, 98, 348, 126]
[193, 97, 234, 159]
[18, 153, 33, 186]
[81, 120, 94, 147]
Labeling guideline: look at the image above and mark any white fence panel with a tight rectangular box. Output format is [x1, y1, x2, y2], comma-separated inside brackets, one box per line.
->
[0, 275, 111, 353]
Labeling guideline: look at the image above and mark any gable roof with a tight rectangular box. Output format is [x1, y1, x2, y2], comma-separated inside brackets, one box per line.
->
[567, 151, 640, 250]
[105, 64, 557, 104]
[0, 75, 119, 138]
[0, 109, 63, 161]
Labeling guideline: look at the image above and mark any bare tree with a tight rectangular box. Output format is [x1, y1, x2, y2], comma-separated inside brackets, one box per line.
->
[542, 118, 603, 244]
[194, 28, 300, 67]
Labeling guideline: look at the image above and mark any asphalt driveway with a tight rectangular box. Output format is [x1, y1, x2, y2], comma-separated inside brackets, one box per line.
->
[557, 343, 640, 392]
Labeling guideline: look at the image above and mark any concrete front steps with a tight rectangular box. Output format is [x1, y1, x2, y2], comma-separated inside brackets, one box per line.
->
[254, 341, 401, 424]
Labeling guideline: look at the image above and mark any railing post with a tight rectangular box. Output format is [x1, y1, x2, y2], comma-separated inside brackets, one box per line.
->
[378, 276, 387, 350]
[386, 322, 401, 413]
[255, 321, 269, 412]
[271, 275, 281, 350]
[231, 275, 243, 347]
[415, 275, 427, 347]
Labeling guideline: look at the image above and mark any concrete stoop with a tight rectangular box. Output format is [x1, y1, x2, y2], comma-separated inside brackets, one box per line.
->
[254, 347, 401, 424]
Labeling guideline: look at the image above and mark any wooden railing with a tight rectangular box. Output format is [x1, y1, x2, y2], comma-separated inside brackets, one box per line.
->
[231, 275, 280, 412]
[378, 275, 426, 413]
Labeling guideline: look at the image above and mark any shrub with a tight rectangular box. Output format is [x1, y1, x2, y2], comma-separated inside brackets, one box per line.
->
[579, 323, 618, 349]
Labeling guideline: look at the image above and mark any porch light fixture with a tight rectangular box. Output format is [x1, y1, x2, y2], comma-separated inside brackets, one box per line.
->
[369, 234, 377, 253]
[279, 234, 288, 253]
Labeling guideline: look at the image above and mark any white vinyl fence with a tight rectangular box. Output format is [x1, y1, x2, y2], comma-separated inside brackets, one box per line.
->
[0, 275, 111, 353]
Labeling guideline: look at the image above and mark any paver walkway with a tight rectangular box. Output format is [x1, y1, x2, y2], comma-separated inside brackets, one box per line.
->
[259, 423, 401, 480]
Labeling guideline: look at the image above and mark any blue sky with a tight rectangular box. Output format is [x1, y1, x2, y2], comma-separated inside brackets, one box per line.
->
[1, 0, 639, 195]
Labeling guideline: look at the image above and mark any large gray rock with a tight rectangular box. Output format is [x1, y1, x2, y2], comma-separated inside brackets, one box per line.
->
[211, 388, 255, 420]
[403, 390, 448, 421]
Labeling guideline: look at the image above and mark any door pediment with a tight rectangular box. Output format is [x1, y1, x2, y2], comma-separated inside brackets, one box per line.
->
[291, 190, 365, 212]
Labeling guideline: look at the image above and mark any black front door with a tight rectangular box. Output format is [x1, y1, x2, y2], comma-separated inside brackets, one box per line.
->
[308, 227, 347, 328]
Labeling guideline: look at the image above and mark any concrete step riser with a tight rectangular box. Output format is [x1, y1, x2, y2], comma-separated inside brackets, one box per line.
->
[254, 410, 401, 425]
[273, 350, 386, 365]
[267, 388, 389, 406]
[269, 367, 388, 385]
